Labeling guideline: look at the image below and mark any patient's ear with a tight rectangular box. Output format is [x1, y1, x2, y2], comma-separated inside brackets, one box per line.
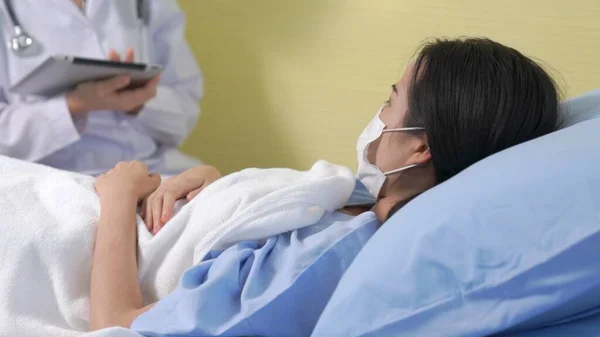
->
[408, 134, 431, 165]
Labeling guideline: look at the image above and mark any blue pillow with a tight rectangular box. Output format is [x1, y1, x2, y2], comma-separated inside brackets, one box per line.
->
[562, 88, 600, 126]
[311, 89, 600, 337]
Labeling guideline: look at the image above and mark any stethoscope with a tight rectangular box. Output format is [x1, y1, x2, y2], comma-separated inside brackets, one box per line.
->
[3, 0, 147, 59]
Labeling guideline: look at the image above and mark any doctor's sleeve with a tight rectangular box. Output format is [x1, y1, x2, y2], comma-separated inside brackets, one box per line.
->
[0, 89, 83, 162]
[132, 0, 203, 147]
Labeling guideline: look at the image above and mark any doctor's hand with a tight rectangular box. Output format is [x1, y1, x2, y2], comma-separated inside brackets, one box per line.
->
[140, 165, 222, 235]
[107, 48, 156, 115]
[66, 74, 160, 116]
[108, 48, 136, 63]
[96, 161, 161, 204]
[66, 48, 160, 116]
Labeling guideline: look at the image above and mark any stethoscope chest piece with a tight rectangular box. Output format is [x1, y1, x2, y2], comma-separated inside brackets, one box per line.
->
[10, 25, 38, 56]
[4, 0, 40, 57]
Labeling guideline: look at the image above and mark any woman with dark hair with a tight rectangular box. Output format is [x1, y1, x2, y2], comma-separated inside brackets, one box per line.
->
[374, 37, 559, 219]
[90, 38, 559, 336]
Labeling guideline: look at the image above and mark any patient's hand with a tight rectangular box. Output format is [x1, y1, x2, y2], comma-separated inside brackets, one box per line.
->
[141, 165, 222, 235]
[96, 161, 161, 203]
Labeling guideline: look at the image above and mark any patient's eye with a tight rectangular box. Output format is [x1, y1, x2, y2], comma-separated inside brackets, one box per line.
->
[384, 98, 391, 107]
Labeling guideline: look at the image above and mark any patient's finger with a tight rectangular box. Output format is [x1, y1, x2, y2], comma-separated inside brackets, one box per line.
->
[161, 192, 176, 224]
[140, 198, 152, 232]
[186, 181, 211, 201]
[140, 199, 146, 218]
[145, 196, 154, 232]
[186, 187, 202, 201]
[151, 197, 162, 235]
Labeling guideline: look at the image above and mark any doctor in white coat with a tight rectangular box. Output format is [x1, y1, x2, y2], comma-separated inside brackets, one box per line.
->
[0, 0, 203, 175]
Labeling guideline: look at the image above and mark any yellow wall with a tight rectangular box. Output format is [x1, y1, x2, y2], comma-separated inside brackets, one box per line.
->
[179, 0, 600, 174]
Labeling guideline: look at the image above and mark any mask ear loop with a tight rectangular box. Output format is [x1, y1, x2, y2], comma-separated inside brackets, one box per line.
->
[380, 126, 426, 176]
[382, 126, 425, 133]
[383, 164, 418, 176]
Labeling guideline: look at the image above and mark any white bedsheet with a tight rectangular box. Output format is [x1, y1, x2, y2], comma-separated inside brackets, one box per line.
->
[0, 156, 354, 337]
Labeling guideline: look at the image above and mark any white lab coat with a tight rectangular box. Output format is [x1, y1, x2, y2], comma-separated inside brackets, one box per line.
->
[0, 0, 203, 175]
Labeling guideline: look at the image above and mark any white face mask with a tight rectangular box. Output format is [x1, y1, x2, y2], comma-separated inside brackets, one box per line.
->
[356, 108, 425, 199]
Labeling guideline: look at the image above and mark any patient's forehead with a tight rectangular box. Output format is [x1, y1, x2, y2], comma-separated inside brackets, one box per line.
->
[395, 62, 415, 92]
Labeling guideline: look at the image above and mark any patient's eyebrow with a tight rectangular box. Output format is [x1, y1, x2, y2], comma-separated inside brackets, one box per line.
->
[392, 84, 398, 95]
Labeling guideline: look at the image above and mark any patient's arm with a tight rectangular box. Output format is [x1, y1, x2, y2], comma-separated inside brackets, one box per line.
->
[90, 162, 160, 330]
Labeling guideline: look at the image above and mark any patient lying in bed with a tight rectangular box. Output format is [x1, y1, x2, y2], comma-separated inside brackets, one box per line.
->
[0, 37, 560, 337]
[86, 36, 561, 337]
